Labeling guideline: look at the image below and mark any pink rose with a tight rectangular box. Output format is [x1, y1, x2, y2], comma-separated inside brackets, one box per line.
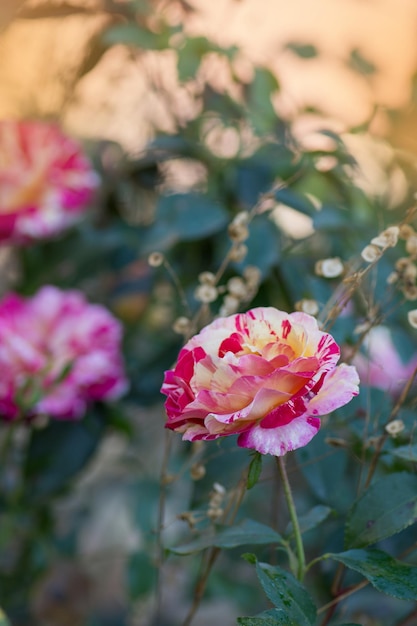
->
[162, 307, 359, 456]
[0, 286, 128, 421]
[0, 119, 99, 243]
[353, 326, 417, 396]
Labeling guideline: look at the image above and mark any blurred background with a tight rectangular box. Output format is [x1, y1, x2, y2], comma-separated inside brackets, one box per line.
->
[2, 2, 417, 626]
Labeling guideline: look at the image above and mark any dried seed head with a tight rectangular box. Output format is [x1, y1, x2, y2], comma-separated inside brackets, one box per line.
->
[385, 419, 405, 438]
[404, 263, 417, 281]
[407, 309, 417, 328]
[227, 276, 247, 298]
[228, 222, 249, 243]
[219, 294, 240, 316]
[177, 511, 197, 528]
[387, 271, 399, 285]
[403, 285, 417, 301]
[190, 463, 206, 481]
[295, 298, 319, 316]
[371, 226, 399, 249]
[233, 211, 250, 226]
[399, 224, 415, 240]
[148, 251, 164, 267]
[396, 257, 410, 271]
[207, 507, 223, 521]
[243, 265, 262, 287]
[173, 316, 191, 335]
[229, 243, 248, 262]
[198, 271, 216, 285]
[315, 257, 344, 278]
[194, 284, 218, 303]
[212, 482, 226, 495]
[406, 235, 417, 256]
[361, 244, 382, 263]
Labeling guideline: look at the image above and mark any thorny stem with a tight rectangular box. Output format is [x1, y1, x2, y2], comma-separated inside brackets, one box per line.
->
[181, 467, 249, 626]
[276, 456, 305, 581]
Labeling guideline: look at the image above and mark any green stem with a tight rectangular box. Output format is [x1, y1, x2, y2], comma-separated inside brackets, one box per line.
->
[276, 456, 305, 581]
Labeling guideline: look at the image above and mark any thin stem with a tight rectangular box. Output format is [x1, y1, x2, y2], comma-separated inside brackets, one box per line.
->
[151, 429, 174, 626]
[181, 466, 249, 626]
[276, 456, 305, 581]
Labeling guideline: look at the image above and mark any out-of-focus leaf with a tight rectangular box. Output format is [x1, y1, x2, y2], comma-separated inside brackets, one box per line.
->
[329, 549, 417, 600]
[238, 609, 299, 625]
[238, 561, 316, 626]
[275, 187, 318, 216]
[246, 67, 280, 135]
[348, 48, 377, 76]
[388, 443, 417, 462]
[142, 193, 228, 251]
[24, 408, 105, 500]
[345, 473, 417, 549]
[247, 452, 263, 490]
[285, 42, 318, 59]
[177, 36, 237, 82]
[170, 519, 284, 555]
[103, 23, 177, 50]
[234, 214, 281, 276]
[126, 550, 156, 600]
[285, 505, 333, 538]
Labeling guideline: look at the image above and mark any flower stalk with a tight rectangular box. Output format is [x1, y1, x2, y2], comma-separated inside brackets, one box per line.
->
[276, 456, 305, 581]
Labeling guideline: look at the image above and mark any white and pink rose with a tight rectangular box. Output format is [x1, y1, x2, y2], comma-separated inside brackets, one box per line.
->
[0, 119, 98, 243]
[0, 286, 127, 421]
[162, 307, 359, 456]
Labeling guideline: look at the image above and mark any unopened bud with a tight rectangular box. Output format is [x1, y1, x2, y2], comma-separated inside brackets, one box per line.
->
[295, 299, 319, 316]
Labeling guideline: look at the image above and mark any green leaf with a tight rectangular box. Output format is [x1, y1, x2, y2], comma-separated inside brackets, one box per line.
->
[126, 550, 156, 600]
[274, 187, 318, 216]
[142, 193, 228, 251]
[246, 67, 280, 135]
[348, 48, 377, 76]
[103, 23, 175, 50]
[388, 443, 417, 462]
[345, 472, 417, 549]
[169, 519, 284, 555]
[234, 214, 281, 277]
[177, 36, 237, 82]
[285, 42, 318, 59]
[286, 505, 332, 538]
[238, 562, 317, 626]
[238, 609, 301, 625]
[247, 452, 263, 490]
[24, 408, 105, 500]
[329, 549, 417, 600]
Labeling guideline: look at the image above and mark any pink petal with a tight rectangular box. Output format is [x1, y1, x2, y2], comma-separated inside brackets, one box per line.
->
[237, 415, 320, 456]
[306, 363, 359, 416]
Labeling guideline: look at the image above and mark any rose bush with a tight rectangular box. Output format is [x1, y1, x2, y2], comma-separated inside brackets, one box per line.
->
[353, 326, 417, 395]
[0, 286, 127, 420]
[0, 119, 98, 243]
[162, 307, 359, 456]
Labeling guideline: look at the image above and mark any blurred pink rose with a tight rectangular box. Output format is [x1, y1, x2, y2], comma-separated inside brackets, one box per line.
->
[0, 286, 128, 420]
[353, 326, 417, 395]
[162, 307, 359, 456]
[0, 119, 99, 243]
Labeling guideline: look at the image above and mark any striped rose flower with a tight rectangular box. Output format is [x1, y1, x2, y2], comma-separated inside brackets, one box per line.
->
[162, 307, 359, 456]
[0, 119, 98, 243]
